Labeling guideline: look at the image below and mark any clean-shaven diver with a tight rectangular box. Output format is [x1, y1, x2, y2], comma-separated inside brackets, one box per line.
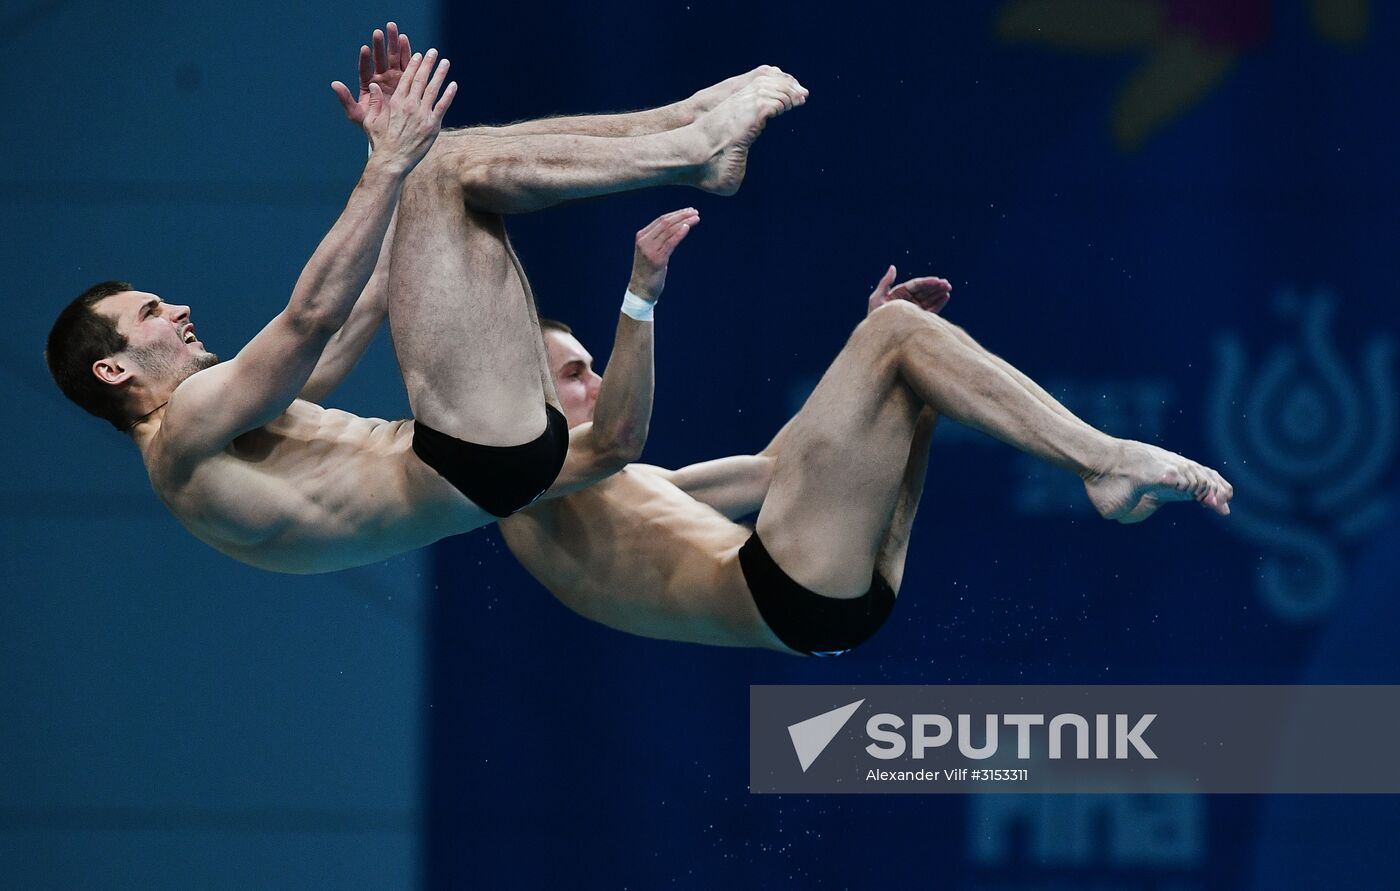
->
[504, 259, 1233, 656]
[269, 190, 1235, 655]
[44, 23, 806, 573]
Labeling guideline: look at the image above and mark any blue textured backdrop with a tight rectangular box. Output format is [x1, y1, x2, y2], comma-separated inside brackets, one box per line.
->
[427, 2, 1398, 889]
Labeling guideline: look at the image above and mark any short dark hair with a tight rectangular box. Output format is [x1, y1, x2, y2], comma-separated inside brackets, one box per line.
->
[46, 280, 135, 429]
[539, 318, 573, 336]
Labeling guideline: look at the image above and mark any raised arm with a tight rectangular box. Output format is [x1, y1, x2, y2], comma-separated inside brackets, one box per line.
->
[297, 24, 417, 404]
[297, 212, 394, 404]
[544, 209, 700, 497]
[161, 52, 456, 461]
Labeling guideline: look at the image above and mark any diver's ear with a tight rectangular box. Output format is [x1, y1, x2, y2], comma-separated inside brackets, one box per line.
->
[93, 356, 133, 386]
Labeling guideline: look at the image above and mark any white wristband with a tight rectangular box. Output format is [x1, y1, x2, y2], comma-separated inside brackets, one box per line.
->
[621, 289, 656, 322]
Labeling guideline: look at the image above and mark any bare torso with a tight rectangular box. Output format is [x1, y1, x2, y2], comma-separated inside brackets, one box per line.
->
[499, 466, 784, 650]
[142, 399, 489, 573]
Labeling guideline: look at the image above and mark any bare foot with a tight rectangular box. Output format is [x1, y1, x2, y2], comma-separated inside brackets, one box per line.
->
[692, 73, 807, 195]
[687, 65, 786, 116]
[1083, 440, 1234, 524]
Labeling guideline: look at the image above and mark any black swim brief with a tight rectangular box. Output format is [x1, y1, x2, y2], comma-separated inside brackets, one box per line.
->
[738, 532, 896, 657]
[412, 405, 570, 518]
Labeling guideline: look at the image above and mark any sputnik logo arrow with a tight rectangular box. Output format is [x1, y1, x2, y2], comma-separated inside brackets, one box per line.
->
[787, 699, 865, 772]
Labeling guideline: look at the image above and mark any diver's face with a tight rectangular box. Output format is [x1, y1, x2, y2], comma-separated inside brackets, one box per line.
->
[95, 290, 218, 389]
[545, 330, 601, 429]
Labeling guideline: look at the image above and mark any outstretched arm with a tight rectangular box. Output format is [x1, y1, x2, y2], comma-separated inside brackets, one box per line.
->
[297, 24, 419, 404]
[544, 209, 700, 498]
[162, 53, 456, 463]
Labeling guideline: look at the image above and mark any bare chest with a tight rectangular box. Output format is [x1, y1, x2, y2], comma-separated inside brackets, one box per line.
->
[151, 402, 428, 561]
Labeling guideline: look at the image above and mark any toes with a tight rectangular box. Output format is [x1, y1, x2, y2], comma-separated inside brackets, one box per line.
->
[1213, 469, 1234, 500]
[1195, 467, 1233, 516]
[1157, 467, 1197, 502]
[1186, 464, 1210, 499]
[1213, 482, 1233, 516]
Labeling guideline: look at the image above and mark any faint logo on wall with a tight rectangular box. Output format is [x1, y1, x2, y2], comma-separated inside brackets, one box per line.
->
[1007, 379, 1175, 515]
[997, 0, 1367, 151]
[967, 795, 1204, 878]
[1208, 291, 1395, 621]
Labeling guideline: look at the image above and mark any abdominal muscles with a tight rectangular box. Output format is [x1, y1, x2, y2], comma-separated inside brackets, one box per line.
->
[161, 401, 484, 574]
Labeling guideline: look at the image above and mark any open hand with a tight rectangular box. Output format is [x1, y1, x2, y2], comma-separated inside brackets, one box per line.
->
[332, 22, 416, 126]
[334, 49, 456, 174]
[628, 208, 700, 301]
[867, 265, 952, 316]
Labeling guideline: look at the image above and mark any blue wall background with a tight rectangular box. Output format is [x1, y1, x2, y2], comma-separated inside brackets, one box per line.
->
[10, 2, 1397, 888]
[428, 1, 1398, 888]
[5, 3, 433, 887]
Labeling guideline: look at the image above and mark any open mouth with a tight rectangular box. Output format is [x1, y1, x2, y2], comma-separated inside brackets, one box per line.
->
[182, 326, 198, 345]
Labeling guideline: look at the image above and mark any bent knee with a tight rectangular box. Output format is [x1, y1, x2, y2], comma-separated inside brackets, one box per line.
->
[854, 300, 953, 352]
[408, 137, 492, 195]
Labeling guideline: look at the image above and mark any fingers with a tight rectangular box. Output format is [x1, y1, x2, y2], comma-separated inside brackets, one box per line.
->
[886, 275, 953, 313]
[653, 213, 700, 260]
[386, 22, 401, 68]
[358, 45, 374, 93]
[434, 80, 458, 118]
[372, 28, 388, 73]
[898, 276, 951, 293]
[331, 81, 359, 120]
[639, 208, 699, 242]
[638, 207, 699, 241]
[409, 48, 437, 101]
[401, 32, 413, 61]
[397, 52, 423, 101]
[894, 277, 952, 302]
[425, 55, 451, 107]
[867, 266, 896, 310]
[367, 82, 384, 117]
[637, 211, 678, 245]
[658, 217, 696, 255]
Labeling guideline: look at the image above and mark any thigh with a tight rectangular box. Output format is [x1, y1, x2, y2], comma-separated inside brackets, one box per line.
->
[755, 327, 924, 597]
[503, 231, 561, 412]
[873, 408, 938, 594]
[388, 170, 549, 445]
